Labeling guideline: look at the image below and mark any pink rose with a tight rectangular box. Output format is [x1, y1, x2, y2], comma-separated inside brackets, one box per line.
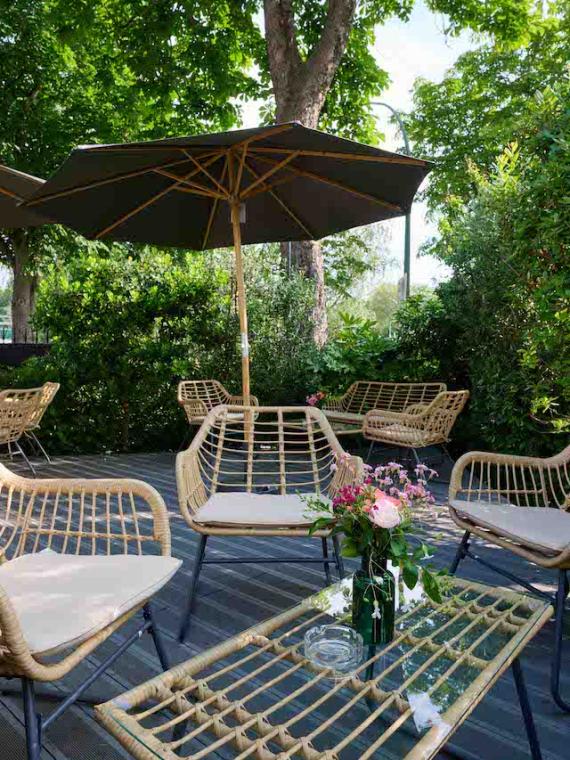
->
[370, 492, 402, 529]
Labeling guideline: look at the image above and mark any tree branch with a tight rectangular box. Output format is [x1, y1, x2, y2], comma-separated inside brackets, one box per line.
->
[306, 0, 357, 95]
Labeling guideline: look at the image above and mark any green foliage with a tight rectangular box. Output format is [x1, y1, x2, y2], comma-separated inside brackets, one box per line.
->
[408, 1, 570, 211]
[0, 246, 317, 453]
[391, 83, 570, 455]
[310, 312, 395, 392]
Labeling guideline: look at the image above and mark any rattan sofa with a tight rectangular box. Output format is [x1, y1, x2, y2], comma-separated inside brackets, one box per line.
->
[323, 381, 446, 433]
[448, 445, 570, 712]
[362, 390, 469, 463]
[178, 379, 259, 426]
[0, 463, 180, 759]
[176, 405, 362, 641]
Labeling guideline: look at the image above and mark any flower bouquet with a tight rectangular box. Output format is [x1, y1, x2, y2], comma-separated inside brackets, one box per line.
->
[307, 460, 444, 645]
[306, 390, 327, 408]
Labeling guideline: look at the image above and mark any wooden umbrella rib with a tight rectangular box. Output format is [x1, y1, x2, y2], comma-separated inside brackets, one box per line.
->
[254, 154, 403, 212]
[231, 123, 295, 152]
[93, 154, 222, 239]
[183, 150, 230, 197]
[202, 155, 229, 250]
[153, 168, 224, 198]
[239, 151, 300, 200]
[244, 172, 297, 200]
[24, 154, 218, 207]
[0, 186, 23, 201]
[249, 146, 428, 166]
[243, 160, 315, 239]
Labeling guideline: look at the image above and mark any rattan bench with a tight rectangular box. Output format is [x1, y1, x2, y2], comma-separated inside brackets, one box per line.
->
[323, 381, 446, 434]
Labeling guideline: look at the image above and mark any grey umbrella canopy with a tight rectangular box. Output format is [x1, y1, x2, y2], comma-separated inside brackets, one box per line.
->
[24, 122, 432, 398]
[0, 165, 45, 228]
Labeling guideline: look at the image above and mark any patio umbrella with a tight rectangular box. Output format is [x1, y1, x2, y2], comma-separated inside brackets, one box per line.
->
[23, 122, 432, 400]
[0, 164, 45, 227]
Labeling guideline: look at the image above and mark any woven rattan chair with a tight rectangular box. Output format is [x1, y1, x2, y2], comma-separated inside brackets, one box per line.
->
[0, 463, 180, 759]
[448, 445, 570, 712]
[176, 405, 362, 641]
[323, 381, 446, 435]
[0, 382, 60, 464]
[0, 390, 42, 474]
[362, 390, 469, 463]
[178, 379, 259, 425]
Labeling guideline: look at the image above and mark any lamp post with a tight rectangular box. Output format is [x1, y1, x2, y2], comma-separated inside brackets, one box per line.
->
[372, 101, 411, 299]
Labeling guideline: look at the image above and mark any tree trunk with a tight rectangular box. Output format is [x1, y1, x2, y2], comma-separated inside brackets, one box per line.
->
[264, 0, 357, 347]
[11, 230, 37, 343]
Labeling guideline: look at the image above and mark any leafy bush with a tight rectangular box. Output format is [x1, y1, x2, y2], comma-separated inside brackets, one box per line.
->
[385, 84, 570, 456]
[0, 247, 316, 453]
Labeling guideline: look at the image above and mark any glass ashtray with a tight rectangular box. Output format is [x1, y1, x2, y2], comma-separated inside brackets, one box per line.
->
[304, 624, 363, 676]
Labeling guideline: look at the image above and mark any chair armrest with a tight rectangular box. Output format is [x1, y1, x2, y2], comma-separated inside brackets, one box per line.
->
[328, 454, 363, 497]
[364, 408, 428, 426]
[228, 394, 259, 406]
[179, 398, 209, 416]
[322, 396, 345, 412]
[176, 446, 208, 524]
[5, 471, 172, 557]
[403, 402, 429, 415]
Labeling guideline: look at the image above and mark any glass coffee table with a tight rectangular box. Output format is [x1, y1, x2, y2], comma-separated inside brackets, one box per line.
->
[96, 577, 551, 759]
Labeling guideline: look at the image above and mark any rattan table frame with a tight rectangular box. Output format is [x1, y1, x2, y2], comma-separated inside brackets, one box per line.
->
[96, 577, 551, 760]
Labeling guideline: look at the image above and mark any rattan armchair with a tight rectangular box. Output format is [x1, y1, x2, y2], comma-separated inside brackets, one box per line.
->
[448, 444, 570, 712]
[176, 405, 362, 641]
[0, 463, 180, 759]
[323, 381, 446, 435]
[0, 382, 60, 464]
[178, 379, 259, 425]
[0, 391, 41, 474]
[362, 390, 469, 463]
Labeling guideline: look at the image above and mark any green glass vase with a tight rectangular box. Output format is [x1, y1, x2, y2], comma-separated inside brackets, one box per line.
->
[351, 554, 396, 646]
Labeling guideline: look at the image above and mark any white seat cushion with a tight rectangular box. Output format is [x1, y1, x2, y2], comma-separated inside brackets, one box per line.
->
[450, 499, 570, 554]
[324, 410, 363, 426]
[0, 552, 181, 655]
[194, 492, 330, 528]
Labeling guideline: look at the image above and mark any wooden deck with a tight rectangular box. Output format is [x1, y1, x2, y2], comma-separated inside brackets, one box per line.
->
[0, 448, 568, 759]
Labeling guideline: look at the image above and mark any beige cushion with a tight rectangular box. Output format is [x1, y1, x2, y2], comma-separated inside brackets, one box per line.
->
[365, 424, 422, 446]
[194, 492, 330, 528]
[450, 499, 570, 554]
[0, 551, 181, 655]
[189, 411, 248, 423]
[324, 410, 363, 426]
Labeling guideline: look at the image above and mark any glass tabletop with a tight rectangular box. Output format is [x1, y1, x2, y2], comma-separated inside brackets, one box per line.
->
[97, 577, 551, 760]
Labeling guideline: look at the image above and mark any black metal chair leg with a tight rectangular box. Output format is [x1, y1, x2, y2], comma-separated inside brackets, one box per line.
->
[365, 441, 375, 463]
[449, 531, 470, 575]
[551, 569, 570, 712]
[144, 603, 170, 671]
[512, 658, 543, 760]
[14, 441, 36, 475]
[22, 678, 42, 760]
[332, 534, 345, 579]
[322, 537, 332, 585]
[27, 432, 52, 464]
[178, 534, 208, 643]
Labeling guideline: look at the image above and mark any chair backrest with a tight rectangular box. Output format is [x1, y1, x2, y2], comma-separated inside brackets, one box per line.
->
[452, 445, 570, 509]
[340, 382, 446, 415]
[422, 390, 469, 441]
[0, 393, 39, 445]
[178, 379, 230, 410]
[0, 382, 59, 433]
[177, 406, 361, 516]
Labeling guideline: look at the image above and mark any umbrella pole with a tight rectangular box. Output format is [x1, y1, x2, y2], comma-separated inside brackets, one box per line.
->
[230, 200, 250, 403]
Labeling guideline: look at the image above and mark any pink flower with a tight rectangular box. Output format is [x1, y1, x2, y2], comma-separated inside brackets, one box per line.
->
[370, 492, 402, 529]
[370, 502, 401, 529]
[306, 394, 318, 406]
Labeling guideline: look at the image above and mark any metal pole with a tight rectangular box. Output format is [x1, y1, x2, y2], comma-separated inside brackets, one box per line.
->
[372, 101, 411, 299]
